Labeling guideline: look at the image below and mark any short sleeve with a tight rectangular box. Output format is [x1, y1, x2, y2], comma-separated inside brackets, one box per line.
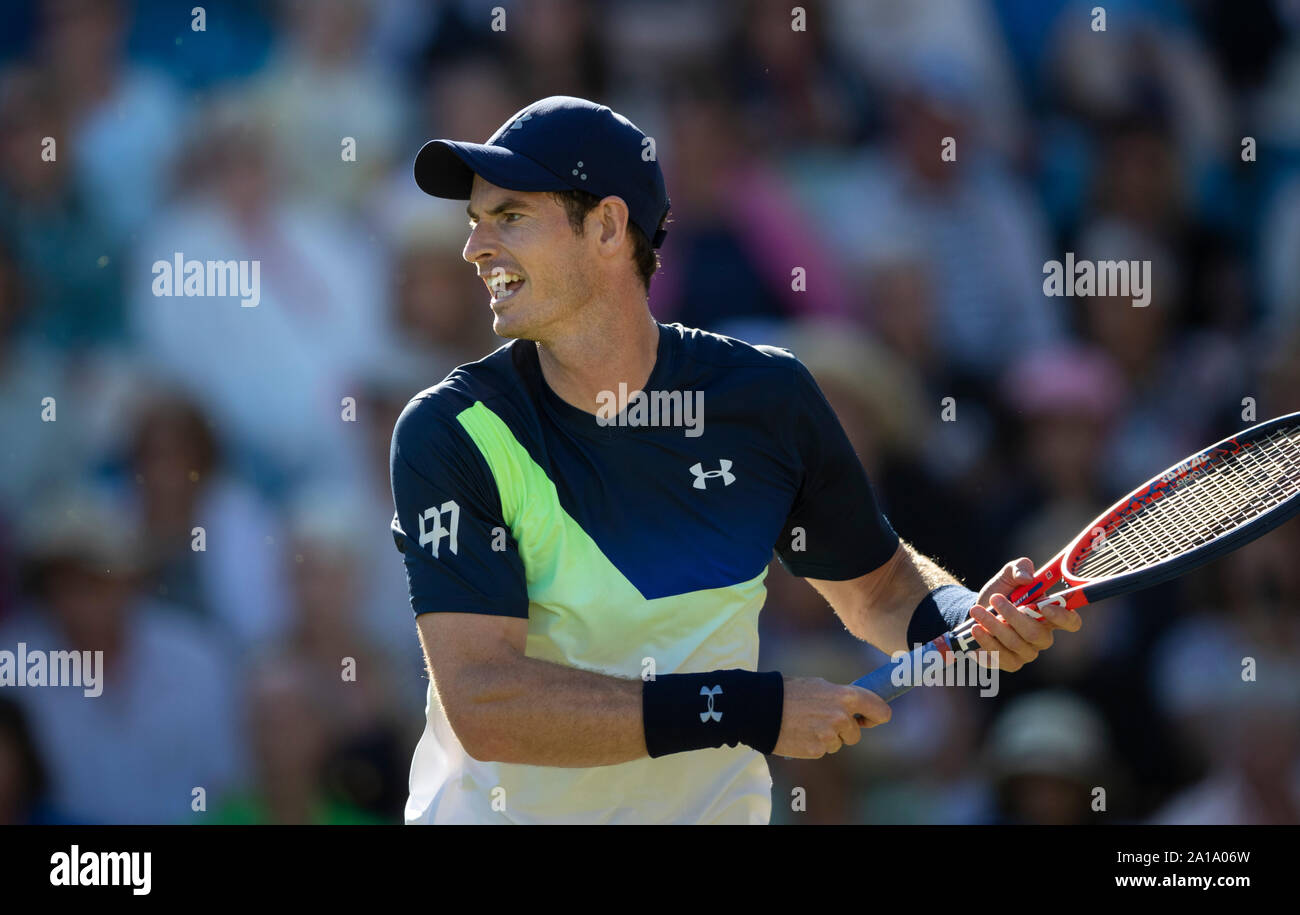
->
[774, 358, 900, 579]
[389, 397, 529, 617]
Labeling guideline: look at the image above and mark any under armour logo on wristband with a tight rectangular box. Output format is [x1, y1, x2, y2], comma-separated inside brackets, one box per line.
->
[699, 685, 723, 722]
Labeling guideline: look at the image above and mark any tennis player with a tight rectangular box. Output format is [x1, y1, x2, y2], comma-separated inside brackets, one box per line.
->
[391, 96, 1081, 824]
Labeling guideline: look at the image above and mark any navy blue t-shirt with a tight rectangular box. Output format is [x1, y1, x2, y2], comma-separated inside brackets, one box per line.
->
[389, 322, 900, 621]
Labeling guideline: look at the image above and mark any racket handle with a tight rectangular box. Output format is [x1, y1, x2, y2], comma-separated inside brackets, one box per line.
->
[851, 640, 952, 703]
[852, 587, 1088, 704]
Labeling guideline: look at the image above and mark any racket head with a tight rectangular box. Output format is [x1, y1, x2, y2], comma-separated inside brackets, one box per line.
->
[1058, 411, 1300, 603]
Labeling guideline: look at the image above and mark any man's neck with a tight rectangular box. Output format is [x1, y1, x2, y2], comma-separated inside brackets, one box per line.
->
[535, 309, 661, 416]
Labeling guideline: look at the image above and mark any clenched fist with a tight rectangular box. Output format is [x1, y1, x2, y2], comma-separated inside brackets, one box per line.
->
[771, 676, 891, 759]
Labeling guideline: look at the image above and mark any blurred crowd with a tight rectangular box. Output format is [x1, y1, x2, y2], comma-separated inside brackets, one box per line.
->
[0, 0, 1298, 825]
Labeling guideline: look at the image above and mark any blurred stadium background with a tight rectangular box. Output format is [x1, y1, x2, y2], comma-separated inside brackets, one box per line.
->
[1, 0, 1299, 825]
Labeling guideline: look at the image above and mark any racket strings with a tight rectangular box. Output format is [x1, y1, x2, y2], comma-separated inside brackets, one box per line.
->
[1074, 423, 1300, 580]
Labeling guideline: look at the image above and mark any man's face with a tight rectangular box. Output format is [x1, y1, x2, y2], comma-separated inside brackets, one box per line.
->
[463, 175, 594, 340]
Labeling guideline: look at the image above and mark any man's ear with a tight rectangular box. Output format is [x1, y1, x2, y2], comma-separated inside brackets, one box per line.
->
[593, 196, 631, 251]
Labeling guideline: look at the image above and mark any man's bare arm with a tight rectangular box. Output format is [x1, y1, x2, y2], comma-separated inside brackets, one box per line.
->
[806, 542, 1078, 671]
[417, 612, 648, 767]
[418, 611, 893, 766]
[805, 540, 962, 655]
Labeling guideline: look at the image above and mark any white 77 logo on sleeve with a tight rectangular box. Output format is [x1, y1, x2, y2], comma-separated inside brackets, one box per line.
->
[418, 500, 460, 558]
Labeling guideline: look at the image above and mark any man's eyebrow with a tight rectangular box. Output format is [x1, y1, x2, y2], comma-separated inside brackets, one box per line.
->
[466, 197, 533, 221]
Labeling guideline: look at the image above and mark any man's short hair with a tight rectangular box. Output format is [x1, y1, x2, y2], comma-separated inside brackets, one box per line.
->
[549, 189, 667, 292]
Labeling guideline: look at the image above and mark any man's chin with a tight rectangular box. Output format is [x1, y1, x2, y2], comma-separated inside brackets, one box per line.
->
[491, 309, 534, 341]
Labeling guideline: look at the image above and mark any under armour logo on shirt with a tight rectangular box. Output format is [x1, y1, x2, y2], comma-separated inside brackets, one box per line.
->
[700, 685, 723, 722]
[690, 460, 735, 490]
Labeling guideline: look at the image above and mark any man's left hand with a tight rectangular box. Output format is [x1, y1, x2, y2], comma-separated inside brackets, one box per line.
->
[968, 558, 1083, 672]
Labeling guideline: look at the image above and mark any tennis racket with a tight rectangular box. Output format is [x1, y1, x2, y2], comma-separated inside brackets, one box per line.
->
[853, 411, 1300, 703]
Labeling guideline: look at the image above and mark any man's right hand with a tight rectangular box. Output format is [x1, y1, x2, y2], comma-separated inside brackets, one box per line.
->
[771, 676, 891, 758]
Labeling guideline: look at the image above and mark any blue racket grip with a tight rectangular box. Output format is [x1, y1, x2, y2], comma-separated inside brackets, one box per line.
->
[851, 641, 946, 704]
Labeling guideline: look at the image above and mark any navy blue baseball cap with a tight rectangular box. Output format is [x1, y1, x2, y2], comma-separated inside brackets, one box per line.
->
[414, 95, 670, 248]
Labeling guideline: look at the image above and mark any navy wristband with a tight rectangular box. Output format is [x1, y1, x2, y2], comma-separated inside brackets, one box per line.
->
[907, 585, 978, 647]
[642, 669, 784, 758]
